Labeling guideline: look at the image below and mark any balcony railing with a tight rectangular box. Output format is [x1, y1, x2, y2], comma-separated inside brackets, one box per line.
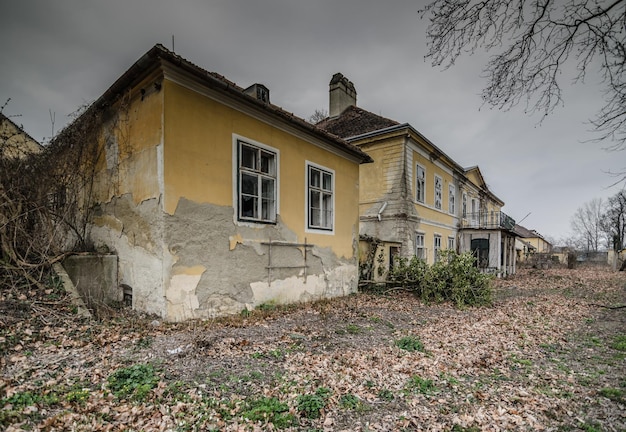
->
[460, 211, 516, 230]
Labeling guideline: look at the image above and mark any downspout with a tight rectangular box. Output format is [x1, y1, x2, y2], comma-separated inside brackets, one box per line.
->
[377, 201, 388, 221]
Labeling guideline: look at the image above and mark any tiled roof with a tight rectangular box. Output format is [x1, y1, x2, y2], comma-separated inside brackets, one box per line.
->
[514, 224, 541, 239]
[57, 44, 372, 164]
[316, 106, 399, 139]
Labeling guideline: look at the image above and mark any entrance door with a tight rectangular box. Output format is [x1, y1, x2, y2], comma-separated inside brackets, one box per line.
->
[471, 238, 489, 268]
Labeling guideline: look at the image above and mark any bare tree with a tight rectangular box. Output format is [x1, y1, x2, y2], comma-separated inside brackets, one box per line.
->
[419, 0, 626, 149]
[308, 108, 328, 124]
[570, 197, 606, 251]
[601, 190, 626, 250]
[1, 101, 106, 290]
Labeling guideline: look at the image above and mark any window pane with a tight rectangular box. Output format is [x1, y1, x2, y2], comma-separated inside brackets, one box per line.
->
[260, 151, 274, 174]
[322, 193, 332, 228]
[262, 198, 275, 220]
[241, 173, 258, 195]
[241, 195, 257, 218]
[322, 173, 332, 191]
[261, 178, 274, 199]
[309, 168, 320, 187]
[310, 190, 320, 226]
[241, 144, 257, 169]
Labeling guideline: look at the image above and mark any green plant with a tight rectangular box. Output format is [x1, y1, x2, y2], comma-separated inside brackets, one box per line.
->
[346, 324, 362, 334]
[297, 387, 331, 419]
[377, 389, 395, 401]
[268, 349, 284, 359]
[598, 387, 624, 403]
[241, 396, 296, 428]
[405, 375, 438, 395]
[388, 251, 493, 307]
[107, 363, 159, 401]
[135, 336, 153, 349]
[451, 425, 481, 432]
[2, 391, 42, 408]
[610, 335, 626, 351]
[579, 421, 603, 432]
[339, 393, 360, 409]
[257, 302, 277, 312]
[510, 354, 532, 367]
[65, 388, 90, 405]
[395, 335, 424, 352]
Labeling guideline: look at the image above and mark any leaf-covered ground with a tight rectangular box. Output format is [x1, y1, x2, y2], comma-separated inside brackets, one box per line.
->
[1, 266, 625, 431]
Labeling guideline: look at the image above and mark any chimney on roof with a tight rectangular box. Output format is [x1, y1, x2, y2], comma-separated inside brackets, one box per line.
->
[329, 73, 356, 117]
[244, 83, 270, 104]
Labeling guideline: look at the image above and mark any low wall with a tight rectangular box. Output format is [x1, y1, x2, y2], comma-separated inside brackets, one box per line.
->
[62, 254, 119, 309]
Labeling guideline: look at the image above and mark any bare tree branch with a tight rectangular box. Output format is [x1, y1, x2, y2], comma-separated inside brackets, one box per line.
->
[420, 0, 626, 149]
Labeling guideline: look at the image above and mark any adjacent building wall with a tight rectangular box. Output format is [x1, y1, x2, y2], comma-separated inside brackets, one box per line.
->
[86, 72, 167, 317]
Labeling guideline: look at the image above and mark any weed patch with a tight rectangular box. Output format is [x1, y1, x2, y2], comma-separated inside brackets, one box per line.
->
[395, 335, 424, 352]
[405, 375, 438, 395]
[107, 363, 159, 401]
[297, 387, 331, 419]
[241, 396, 296, 428]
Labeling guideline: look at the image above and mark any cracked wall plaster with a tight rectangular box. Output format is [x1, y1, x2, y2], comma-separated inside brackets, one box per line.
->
[164, 197, 356, 321]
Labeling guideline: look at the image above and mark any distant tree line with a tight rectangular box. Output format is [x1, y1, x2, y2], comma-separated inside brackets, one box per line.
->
[569, 191, 626, 252]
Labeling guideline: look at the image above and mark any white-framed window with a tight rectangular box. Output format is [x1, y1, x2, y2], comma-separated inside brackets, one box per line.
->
[434, 175, 442, 210]
[434, 234, 442, 262]
[462, 193, 467, 218]
[307, 162, 334, 231]
[415, 164, 425, 203]
[448, 184, 456, 215]
[415, 232, 425, 260]
[448, 236, 455, 251]
[237, 139, 277, 223]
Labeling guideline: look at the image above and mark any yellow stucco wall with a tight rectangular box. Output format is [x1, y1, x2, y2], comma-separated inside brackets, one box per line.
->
[90, 83, 163, 206]
[411, 149, 457, 263]
[357, 138, 404, 204]
[162, 80, 359, 259]
[0, 116, 42, 159]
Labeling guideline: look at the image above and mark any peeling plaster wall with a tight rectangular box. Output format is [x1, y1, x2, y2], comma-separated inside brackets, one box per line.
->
[163, 198, 357, 321]
[89, 195, 165, 317]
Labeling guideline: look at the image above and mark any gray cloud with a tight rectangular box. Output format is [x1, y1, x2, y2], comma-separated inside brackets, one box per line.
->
[1, 0, 622, 241]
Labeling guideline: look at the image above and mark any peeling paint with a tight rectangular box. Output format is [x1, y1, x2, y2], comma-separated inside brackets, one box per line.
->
[229, 233, 243, 251]
[166, 272, 203, 319]
[250, 263, 357, 307]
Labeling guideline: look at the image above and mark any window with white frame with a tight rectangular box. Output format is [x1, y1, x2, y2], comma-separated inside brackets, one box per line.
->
[415, 233, 425, 260]
[238, 140, 277, 223]
[415, 164, 425, 203]
[307, 163, 334, 231]
[448, 236, 455, 251]
[448, 184, 456, 215]
[434, 234, 441, 262]
[434, 175, 442, 209]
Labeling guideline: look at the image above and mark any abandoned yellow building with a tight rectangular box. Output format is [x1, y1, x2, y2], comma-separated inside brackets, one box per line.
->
[514, 224, 552, 262]
[55, 45, 372, 321]
[0, 112, 43, 159]
[318, 73, 517, 277]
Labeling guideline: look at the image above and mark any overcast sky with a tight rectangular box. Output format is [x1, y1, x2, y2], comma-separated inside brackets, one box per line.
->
[1, 0, 623, 242]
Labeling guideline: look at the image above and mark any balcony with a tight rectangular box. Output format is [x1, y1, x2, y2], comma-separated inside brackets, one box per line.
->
[460, 211, 516, 230]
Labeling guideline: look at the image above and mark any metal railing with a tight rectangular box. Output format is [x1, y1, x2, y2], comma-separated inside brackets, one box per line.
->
[460, 211, 515, 230]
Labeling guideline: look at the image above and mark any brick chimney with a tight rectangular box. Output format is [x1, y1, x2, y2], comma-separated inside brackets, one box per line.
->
[329, 73, 356, 117]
